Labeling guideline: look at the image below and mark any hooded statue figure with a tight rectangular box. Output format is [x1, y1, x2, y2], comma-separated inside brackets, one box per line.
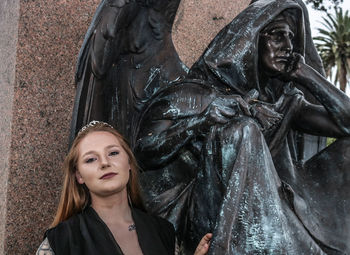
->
[135, 0, 350, 254]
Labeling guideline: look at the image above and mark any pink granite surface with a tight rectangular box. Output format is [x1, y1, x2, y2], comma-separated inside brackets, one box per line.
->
[5, 0, 100, 254]
[173, 0, 250, 67]
[3, 0, 249, 254]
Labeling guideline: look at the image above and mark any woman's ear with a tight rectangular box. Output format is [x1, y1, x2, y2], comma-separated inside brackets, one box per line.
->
[75, 171, 84, 184]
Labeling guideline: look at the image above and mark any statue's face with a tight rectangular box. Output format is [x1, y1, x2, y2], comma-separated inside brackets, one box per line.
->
[259, 20, 295, 76]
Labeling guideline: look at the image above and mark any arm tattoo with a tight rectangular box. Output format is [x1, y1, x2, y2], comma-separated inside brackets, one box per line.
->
[36, 237, 55, 255]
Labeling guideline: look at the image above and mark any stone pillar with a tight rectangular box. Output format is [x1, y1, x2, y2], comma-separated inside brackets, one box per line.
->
[0, 0, 249, 254]
[1, 0, 101, 254]
[0, 0, 20, 254]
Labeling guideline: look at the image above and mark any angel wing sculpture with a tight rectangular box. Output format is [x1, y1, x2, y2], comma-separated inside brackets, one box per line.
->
[70, 0, 187, 146]
[71, 0, 350, 254]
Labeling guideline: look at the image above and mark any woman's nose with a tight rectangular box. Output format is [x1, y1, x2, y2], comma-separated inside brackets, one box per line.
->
[100, 156, 110, 169]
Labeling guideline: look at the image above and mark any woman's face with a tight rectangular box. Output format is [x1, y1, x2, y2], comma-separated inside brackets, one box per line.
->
[75, 131, 130, 199]
[259, 19, 295, 76]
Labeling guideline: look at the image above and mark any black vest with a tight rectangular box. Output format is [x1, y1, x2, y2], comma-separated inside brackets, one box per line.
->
[46, 207, 175, 255]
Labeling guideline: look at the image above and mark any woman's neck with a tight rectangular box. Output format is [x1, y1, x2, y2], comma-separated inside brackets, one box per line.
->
[90, 189, 133, 224]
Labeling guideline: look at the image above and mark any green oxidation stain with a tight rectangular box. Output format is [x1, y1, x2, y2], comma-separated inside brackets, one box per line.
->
[326, 137, 336, 146]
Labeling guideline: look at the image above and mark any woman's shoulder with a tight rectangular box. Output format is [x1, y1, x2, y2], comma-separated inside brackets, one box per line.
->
[44, 212, 85, 253]
[45, 213, 81, 237]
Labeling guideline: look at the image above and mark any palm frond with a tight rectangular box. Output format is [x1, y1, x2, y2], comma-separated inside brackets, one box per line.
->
[313, 7, 350, 92]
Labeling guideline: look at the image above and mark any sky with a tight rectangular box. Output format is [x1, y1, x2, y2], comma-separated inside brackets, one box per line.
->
[307, 1, 350, 35]
[306, 1, 350, 95]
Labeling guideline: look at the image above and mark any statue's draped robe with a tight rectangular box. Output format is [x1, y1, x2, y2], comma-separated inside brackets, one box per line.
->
[135, 0, 350, 254]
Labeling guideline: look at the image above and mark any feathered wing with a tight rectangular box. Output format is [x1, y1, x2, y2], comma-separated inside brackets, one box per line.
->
[70, 0, 127, 144]
[70, 0, 186, 145]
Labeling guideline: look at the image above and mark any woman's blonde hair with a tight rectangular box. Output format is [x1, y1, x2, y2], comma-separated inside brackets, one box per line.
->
[51, 122, 144, 227]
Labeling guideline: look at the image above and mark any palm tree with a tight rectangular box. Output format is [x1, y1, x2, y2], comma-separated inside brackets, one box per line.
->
[313, 7, 350, 92]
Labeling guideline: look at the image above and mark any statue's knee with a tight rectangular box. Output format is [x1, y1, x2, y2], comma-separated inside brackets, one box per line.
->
[237, 117, 262, 135]
[213, 116, 263, 142]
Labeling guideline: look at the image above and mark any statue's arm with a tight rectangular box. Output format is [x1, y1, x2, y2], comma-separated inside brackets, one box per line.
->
[289, 54, 350, 137]
[135, 93, 251, 168]
[293, 101, 348, 137]
[136, 117, 206, 168]
[36, 238, 55, 255]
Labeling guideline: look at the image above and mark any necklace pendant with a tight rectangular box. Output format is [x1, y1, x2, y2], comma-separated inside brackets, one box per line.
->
[128, 223, 136, 231]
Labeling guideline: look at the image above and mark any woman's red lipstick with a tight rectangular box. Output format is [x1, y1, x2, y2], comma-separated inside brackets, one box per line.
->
[100, 173, 117, 179]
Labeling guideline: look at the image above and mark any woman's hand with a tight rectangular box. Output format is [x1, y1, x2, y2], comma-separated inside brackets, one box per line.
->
[194, 233, 212, 255]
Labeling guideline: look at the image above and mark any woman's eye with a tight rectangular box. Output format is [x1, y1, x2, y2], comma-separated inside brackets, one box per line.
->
[109, 151, 119, 156]
[85, 158, 96, 163]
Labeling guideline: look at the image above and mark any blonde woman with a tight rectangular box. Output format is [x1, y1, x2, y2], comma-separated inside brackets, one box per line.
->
[36, 121, 211, 255]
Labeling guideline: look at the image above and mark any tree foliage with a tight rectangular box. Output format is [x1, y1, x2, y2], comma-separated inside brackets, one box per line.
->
[305, 0, 343, 13]
[313, 8, 350, 92]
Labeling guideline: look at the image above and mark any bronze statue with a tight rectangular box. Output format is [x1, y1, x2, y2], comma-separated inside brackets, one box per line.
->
[72, 0, 350, 254]
[70, 0, 186, 146]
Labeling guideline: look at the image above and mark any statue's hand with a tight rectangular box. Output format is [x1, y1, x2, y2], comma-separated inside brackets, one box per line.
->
[249, 102, 283, 132]
[281, 52, 306, 81]
[203, 95, 251, 125]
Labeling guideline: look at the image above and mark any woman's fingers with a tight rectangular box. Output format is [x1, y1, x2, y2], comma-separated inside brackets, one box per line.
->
[194, 233, 213, 255]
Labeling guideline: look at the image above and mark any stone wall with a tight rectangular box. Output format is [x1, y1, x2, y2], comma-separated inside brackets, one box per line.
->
[0, 0, 250, 253]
